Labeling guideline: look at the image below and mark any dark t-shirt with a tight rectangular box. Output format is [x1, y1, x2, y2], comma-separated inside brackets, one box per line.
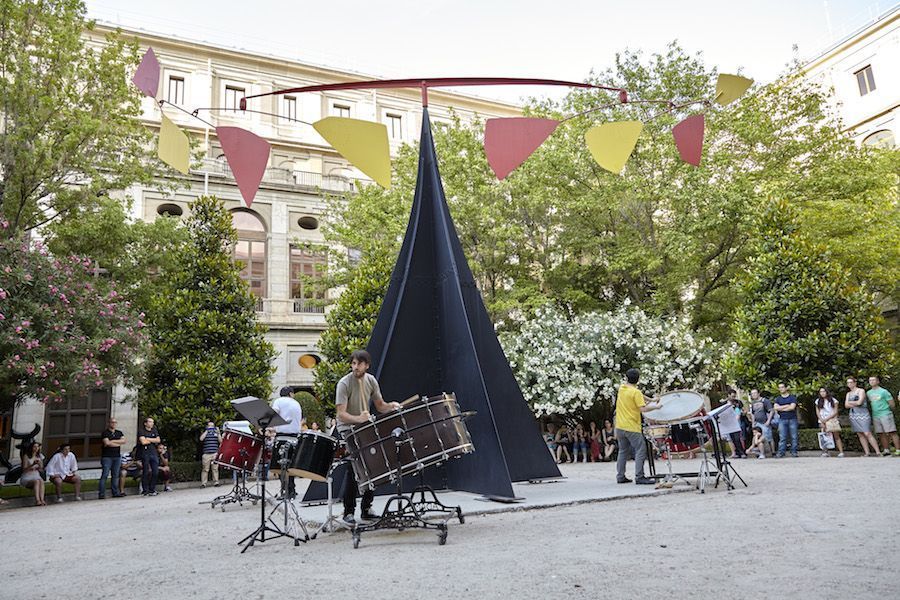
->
[751, 399, 773, 424]
[774, 394, 798, 420]
[101, 429, 125, 458]
[138, 426, 160, 457]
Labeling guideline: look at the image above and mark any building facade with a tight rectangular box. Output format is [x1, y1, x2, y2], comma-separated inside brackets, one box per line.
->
[802, 5, 899, 148]
[7, 24, 520, 463]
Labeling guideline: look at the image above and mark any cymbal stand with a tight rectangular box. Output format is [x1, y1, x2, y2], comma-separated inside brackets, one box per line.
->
[351, 428, 448, 549]
[206, 469, 260, 511]
[310, 459, 353, 539]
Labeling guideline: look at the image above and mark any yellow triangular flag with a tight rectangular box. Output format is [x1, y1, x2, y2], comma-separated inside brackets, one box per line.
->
[715, 74, 753, 105]
[158, 114, 190, 174]
[584, 121, 643, 175]
[313, 117, 391, 189]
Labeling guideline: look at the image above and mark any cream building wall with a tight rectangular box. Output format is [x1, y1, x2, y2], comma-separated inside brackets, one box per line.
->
[802, 5, 899, 147]
[10, 23, 521, 463]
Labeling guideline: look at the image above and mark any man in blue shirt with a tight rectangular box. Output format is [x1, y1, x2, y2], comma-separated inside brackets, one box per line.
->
[773, 383, 799, 457]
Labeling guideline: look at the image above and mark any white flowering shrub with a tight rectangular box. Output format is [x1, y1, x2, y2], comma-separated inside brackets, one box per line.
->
[500, 302, 720, 416]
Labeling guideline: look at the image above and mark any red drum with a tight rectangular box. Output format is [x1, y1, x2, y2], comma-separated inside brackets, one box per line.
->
[214, 429, 263, 472]
[345, 392, 474, 491]
[644, 391, 711, 456]
[666, 411, 713, 454]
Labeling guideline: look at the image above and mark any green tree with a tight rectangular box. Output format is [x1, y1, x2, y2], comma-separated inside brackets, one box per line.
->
[725, 199, 895, 414]
[0, 0, 159, 235]
[0, 220, 146, 411]
[44, 196, 188, 315]
[313, 251, 393, 410]
[141, 196, 275, 453]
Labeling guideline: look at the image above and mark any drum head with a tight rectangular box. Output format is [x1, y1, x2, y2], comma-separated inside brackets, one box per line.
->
[644, 390, 706, 423]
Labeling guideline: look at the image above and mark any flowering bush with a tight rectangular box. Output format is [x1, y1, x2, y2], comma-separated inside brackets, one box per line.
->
[0, 222, 145, 409]
[500, 302, 720, 416]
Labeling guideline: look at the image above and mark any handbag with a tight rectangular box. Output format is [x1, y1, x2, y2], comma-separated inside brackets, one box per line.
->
[818, 431, 835, 450]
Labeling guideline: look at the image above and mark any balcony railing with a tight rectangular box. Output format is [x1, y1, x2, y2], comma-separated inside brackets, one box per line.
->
[192, 158, 363, 193]
[292, 298, 325, 314]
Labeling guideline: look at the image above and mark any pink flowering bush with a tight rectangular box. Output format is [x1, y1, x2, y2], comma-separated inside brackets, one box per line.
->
[0, 223, 145, 410]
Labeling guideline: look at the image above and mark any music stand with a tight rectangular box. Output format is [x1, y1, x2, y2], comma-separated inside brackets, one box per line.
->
[229, 396, 303, 553]
[706, 404, 747, 490]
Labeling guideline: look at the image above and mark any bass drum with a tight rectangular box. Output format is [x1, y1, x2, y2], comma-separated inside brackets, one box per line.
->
[214, 429, 263, 472]
[286, 431, 338, 481]
[345, 392, 474, 492]
[268, 434, 298, 476]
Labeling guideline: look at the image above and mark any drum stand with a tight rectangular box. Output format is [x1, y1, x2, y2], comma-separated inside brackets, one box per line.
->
[309, 459, 353, 539]
[352, 430, 449, 549]
[206, 470, 260, 511]
[238, 442, 309, 553]
[410, 468, 464, 524]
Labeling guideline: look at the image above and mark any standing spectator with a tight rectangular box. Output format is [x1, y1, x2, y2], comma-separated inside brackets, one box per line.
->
[271, 386, 303, 499]
[773, 383, 799, 458]
[199, 421, 221, 488]
[138, 417, 161, 497]
[588, 421, 602, 463]
[19, 441, 46, 506]
[46, 442, 82, 502]
[554, 425, 572, 464]
[726, 391, 747, 458]
[99, 418, 126, 499]
[867, 376, 900, 456]
[748, 389, 774, 456]
[816, 388, 844, 457]
[614, 368, 663, 485]
[157, 442, 173, 492]
[846, 377, 880, 456]
[571, 424, 589, 463]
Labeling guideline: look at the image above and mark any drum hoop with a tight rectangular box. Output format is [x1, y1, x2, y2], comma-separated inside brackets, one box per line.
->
[645, 389, 707, 424]
[345, 413, 469, 457]
[299, 430, 337, 443]
[357, 442, 474, 489]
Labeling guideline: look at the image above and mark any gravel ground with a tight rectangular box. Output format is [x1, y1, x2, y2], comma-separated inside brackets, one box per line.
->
[1, 455, 898, 599]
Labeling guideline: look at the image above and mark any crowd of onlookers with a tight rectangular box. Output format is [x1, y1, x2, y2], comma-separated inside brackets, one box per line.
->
[544, 376, 900, 463]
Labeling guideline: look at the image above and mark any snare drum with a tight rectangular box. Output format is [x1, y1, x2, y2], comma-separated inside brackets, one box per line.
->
[284, 430, 338, 481]
[214, 429, 263, 472]
[268, 434, 298, 476]
[345, 392, 474, 491]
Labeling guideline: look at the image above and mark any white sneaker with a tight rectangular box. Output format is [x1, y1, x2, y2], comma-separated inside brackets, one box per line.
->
[75, 496, 83, 501]
[56, 497, 63, 503]
[837, 452, 844, 457]
[758, 455, 766, 459]
[820, 452, 829, 457]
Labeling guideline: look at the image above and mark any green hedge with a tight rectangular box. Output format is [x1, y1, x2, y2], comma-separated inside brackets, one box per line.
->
[797, 428, 863, 452]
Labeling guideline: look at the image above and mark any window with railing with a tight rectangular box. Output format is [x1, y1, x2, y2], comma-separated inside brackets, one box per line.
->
[224, 85, 246, 112]
[290, 245, 326, 313]
[232, 210, 267, 306]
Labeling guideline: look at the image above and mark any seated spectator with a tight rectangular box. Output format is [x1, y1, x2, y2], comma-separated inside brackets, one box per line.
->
[554, 426, 572, 464]
[46, 442, 82, 502]
[157, 442, 173, 492]
[746, 424, 767, 459]
[19, 441, 47, 506]
[589, 421, 602, 462]
[601, 419, 617, 462]
[311, 422, 320, 432]
[816, 387, 844, 457]
[543, 424, 558, 458]
[571, 424, 589, 463]
[119, 446, 143, 496]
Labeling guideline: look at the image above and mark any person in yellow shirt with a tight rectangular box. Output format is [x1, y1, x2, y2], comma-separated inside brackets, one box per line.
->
[615, 368, 663, 485]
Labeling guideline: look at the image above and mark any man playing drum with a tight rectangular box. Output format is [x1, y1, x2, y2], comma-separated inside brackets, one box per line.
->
[615, 368, 663, 485]
[336, 350, 401, 525]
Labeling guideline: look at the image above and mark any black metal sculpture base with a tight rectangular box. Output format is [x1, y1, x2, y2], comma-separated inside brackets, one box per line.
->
[207, 471, 260, 511]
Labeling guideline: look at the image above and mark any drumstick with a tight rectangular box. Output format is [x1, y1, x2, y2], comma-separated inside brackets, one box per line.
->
[400, 395, 419, 407]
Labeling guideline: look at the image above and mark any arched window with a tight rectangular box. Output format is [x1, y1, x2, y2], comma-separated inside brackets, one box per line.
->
[862, 129, 895, 149]
[232, 210, 267, 303]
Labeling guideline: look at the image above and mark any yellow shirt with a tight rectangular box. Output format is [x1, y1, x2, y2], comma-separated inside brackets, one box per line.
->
[615, 383, 646, 433]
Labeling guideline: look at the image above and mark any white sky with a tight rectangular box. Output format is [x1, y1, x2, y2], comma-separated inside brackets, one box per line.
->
[85, 0, 893, 104]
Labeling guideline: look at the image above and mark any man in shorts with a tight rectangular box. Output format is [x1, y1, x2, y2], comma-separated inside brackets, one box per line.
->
[867, 376, 900, 456]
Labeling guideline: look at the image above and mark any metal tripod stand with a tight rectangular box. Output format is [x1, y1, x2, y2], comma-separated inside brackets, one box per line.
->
[309, 459, 353, 539]
[206, 470, 260, 511]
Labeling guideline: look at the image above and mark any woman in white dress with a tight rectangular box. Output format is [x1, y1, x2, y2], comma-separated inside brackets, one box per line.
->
[20, 441, 47, 506]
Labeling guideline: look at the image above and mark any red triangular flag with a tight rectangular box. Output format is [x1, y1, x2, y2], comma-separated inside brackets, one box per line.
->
[484, 118, 559, 180]
[216, 126, 271, 207]
[672, 114, 705, 167]
[132, 47, 160, 98]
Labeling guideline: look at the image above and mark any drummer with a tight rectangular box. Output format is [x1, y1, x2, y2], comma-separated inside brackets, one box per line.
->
[271, 386, 302, 499]
[615, 368, 664, 485]
[336, 350, 401, 525]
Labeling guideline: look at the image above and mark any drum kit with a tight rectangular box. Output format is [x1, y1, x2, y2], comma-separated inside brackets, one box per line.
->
[209, 392, 475, 551]
[642, 390, 746, 493]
